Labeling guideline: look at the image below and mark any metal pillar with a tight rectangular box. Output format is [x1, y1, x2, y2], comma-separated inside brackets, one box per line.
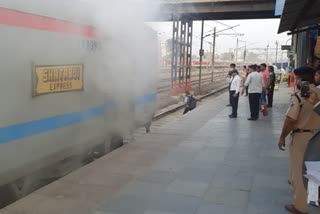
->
[186, 20, 193, 85]
[171, 17, 193, 89]
[211, 27, 216, 82]
[199, 20, 204, 93]
[178, 20, 187, 87]
[295, 31, 308, 67]
[171, 16, 179, 88]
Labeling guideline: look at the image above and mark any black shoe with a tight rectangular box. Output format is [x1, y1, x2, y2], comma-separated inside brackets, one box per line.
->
[247, 117, 257, 121]
[229, 115, 237, 118]
[226, 104, 232, 107]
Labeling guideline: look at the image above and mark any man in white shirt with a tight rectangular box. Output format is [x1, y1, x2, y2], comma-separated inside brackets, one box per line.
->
[241, 64, 266, 120]
[229, 70, 241, 118]
[226, 63, 238, 106]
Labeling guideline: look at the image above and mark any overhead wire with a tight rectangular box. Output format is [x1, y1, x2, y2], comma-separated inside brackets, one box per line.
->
[153, 13, 242, 42]
[155, 3, 246, 56]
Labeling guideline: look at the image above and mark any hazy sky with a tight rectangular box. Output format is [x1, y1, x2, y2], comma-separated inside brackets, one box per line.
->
[149, 18, 291, 58]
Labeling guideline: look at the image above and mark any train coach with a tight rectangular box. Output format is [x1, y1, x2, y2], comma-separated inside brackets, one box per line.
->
[0, 0, 159, 206]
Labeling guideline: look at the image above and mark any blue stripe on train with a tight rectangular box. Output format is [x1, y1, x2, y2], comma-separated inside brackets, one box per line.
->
[135, 93, 156, 105]
[0, 105, 106, 144]
[0, 93, 156, 144]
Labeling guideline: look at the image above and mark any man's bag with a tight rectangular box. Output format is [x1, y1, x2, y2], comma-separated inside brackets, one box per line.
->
[261, 104, 269, 117]
[187, 95, 197, 110]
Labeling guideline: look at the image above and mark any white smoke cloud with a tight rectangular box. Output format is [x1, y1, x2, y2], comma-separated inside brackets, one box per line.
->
[80, 0, 161, 135]
[82, 0, 161, 93]
[0, 0, 161, 136]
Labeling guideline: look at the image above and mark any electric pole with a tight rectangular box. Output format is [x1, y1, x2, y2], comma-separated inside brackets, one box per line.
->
[243, 41, 247, 64]
[211, 27, 216, 82]
[275, 40, 279, 65]
[266, 44, 269, 64]
[281, 51, 283, 69]
[235, 38, 239, 63]
[199, 20, 204, 94]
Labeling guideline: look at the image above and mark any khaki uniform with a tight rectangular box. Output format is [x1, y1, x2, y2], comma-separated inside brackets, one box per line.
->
[286, 93, 320, 213]
[240, 69, 247, 86]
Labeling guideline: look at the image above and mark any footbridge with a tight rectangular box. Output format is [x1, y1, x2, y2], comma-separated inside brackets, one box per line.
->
[154, 0, 279, 95]
[157, 0, 278, 21]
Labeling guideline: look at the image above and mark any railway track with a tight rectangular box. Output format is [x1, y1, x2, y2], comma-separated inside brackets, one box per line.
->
[157, 72, 227, 93]
[158, 72, 226, 83]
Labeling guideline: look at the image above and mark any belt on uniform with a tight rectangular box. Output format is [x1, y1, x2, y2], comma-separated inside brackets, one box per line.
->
[292, 129, 315, 134]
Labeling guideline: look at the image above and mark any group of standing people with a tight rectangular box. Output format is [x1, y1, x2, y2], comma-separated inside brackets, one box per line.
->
[182, 59, 320, 213]
[227, 62, 320, 213]
[227, 63, 276, 120]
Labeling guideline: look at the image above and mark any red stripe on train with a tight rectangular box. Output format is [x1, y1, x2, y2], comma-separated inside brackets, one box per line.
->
[0, 7, 96, 38]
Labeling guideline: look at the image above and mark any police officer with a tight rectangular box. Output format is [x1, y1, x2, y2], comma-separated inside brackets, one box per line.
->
[278, 67, 320, 214]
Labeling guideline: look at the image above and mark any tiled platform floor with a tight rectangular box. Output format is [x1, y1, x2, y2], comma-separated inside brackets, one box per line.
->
[3, 87, 317, 214]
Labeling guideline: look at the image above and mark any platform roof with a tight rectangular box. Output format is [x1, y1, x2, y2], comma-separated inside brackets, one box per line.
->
[155, 0, 278, 21]
[278, 0, 320, 33]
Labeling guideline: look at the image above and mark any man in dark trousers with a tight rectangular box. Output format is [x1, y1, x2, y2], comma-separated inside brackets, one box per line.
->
[267, 65, 276, 108]
[229, 70, 241, 118]
[227, 63, 237, 106]
[241, 64, 265, 121]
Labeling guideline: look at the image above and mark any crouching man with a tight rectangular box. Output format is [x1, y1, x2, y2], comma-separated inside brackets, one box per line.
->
[183, 91, 200, 115]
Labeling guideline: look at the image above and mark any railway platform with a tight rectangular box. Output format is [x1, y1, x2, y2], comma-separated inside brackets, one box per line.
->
[1, 87, 315, 214]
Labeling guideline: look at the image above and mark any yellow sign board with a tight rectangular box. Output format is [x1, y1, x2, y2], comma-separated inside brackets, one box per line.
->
[34, 64, 84, 96]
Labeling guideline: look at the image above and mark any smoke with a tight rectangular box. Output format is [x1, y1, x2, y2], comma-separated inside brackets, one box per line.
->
[54, 0, 160, 91]
[0, 1, 161, 203]
[1, 0, 161, 93]
[0, 0, 161, 137]
[78, 0, 161, 135]
[0, 0, 162, 145]
[91, 0, 159, 35]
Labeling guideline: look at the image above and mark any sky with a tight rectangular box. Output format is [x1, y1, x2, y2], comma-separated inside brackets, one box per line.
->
[148, 18, 291, 59]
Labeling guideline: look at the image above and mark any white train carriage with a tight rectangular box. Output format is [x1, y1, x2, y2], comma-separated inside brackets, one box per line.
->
[0, 0, 159, 204]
